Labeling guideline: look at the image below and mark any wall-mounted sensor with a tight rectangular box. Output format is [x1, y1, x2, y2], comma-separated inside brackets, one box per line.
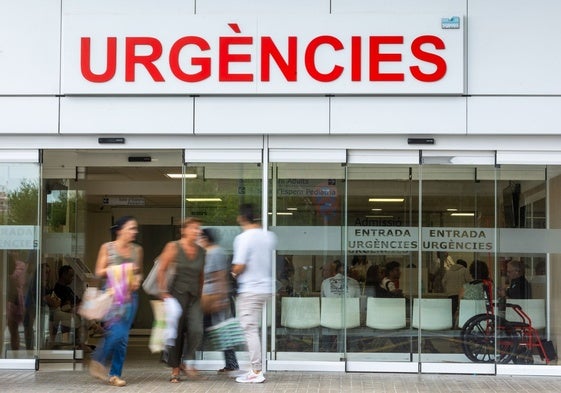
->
[408, 138, 435, 145]
[128, 156, 152, 162]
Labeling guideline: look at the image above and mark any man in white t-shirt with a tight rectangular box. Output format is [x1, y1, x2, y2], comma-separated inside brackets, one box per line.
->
[232, 204, 277, 384]
[320, 260, 361, 298]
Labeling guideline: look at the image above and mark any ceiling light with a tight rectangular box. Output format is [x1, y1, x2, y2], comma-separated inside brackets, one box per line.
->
[268, 212, 293, 216]
[371, 208, 382, 211]
[368, 198, 404, 203]
[446, 208, 458, 212]
[185, 198, 222, 202]
[365, 215, 394, 218]
[286, 207, 298, 211]
[451, 212, 475, 217]
[166, 173, 197, 179]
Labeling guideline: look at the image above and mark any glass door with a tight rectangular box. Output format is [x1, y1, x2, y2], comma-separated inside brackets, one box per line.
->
[418, 161, 496, 374]
[344, 151, 498, 374]
[495, 164, 552, 371]
[41, 149, 185, 361]
[344, 164, 419, 371]
[269, 162, 346, 368]
[0, 150, 40, 369]
[41, 176, 87, 359]
[182, 148, 264, 368]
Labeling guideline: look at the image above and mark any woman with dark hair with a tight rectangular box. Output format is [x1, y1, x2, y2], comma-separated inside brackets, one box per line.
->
[89, 216, 143, 387]
[460, 260, 492, 300]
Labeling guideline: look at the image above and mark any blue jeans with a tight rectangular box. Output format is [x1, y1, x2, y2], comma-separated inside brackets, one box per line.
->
[93, 292, 138, 377]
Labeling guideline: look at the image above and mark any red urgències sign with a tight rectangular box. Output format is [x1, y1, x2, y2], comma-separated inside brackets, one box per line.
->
[81, 28, 446, 84]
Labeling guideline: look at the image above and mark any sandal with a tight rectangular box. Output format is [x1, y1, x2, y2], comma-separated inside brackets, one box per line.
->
[170, 374, 180, 383]
[180, 364, 206, 380]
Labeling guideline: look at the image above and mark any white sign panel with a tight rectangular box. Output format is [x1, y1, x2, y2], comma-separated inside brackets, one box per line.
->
[349, 226, 418, 253]
[61, 13, 465, 95]
[0, 225, 38, 250]
[421, 227, 494, 252]
[205, 226, 561, 254]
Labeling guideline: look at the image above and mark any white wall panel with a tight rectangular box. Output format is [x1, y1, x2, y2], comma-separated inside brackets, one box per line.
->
[468, 0, 561, 94]
[497, 151, 561, 165]
[185, 149, 262, 163]
[0, 97, 58, 134]
[195, 97, 329, 134]
[331, 97, 466, 134]
[0, 0, 60, 94]
[468, 97, 561, 134]
[63, 0, 194, 14]
[60, 97, 194, 134]
[348, 150, 419, 165]
[0, 150, 39, 163]
[196, 0, 328, 14]
[269, 149, 346, 163]
[332, 0, 466, 14]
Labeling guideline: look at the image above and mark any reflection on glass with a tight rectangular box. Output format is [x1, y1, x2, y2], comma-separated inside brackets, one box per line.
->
[1, 163, 40, 359]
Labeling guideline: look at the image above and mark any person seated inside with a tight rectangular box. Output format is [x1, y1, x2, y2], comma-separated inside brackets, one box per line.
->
[500, 260, 532, 299]
[442, 259, 472, 327]
[460, 260, 492, 300]
[52, 265, 96, 351]
[321, 260, 361, 297]
[24, 262, 60, 349]
[378, 261, 403, 297]
[364, 264, 383, 297]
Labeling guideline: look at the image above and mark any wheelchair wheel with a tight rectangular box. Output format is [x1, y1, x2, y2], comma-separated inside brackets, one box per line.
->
[513, 346, 534, 364]
[461, 314, 519, 363]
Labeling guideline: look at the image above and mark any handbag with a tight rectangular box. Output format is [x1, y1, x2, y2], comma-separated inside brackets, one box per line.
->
[78, 286, 114, 320]
[200, 292, 228, 314]
[142, 258, 176, 296]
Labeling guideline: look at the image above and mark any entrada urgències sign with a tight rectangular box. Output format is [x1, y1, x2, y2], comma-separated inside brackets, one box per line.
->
[62, 14, 465, 95]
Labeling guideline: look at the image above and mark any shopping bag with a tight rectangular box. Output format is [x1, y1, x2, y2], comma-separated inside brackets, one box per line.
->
[142, 258, 176, 296]
[149, 300, 166, 353]
[205, 318, 247, 351]
[78, 287, 114, 320]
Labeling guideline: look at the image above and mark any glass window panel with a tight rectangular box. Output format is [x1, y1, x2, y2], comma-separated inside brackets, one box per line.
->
[1, 162, 40, 360]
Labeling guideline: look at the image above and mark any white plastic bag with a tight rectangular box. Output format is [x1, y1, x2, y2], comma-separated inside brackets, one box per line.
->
[148, 300, 166, 353]
[78, 287, 114, 320]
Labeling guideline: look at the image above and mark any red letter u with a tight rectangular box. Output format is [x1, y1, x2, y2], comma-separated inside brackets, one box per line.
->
[80, 37, 117, 83]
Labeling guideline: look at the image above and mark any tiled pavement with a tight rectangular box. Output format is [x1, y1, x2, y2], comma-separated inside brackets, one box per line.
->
[3, 341, 561, 393]
[4, 363, 561, 393]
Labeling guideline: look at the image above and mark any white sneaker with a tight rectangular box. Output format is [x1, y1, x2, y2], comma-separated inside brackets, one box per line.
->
[235, 370, 265, 383]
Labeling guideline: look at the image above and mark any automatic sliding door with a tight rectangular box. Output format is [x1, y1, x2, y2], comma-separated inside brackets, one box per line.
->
[419, 151, 496, 374]
[495, 162, 556, 373]
[0, 150, 40, 369]
[183, 151, 264, 368]
[345, 164, 419, 371]
[269, 162, 346, 367]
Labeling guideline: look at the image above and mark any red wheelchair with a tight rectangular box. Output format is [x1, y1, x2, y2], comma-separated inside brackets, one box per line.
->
[460, 281, 553, 364]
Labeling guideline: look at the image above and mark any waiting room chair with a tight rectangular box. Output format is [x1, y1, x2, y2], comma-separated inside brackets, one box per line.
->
[282, 297, 321, 329]
[458, 299, 487, 328]
[366, 297, 406, 330]
[320, 297, 361, 352]
[281, 297, 321, 351]
[412, 298, 453, 330]
[505, 299, 546, 330]
[320, 297, 361, 329]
